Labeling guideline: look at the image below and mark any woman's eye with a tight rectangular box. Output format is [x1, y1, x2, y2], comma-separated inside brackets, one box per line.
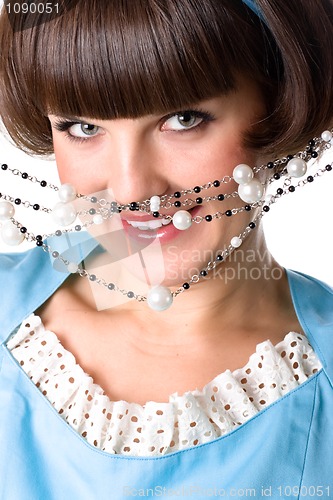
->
[68, 123, 101, 138]
[161, 110, 213, 132]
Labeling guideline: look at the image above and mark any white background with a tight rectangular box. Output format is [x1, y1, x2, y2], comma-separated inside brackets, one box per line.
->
[1, 130, 333, 285]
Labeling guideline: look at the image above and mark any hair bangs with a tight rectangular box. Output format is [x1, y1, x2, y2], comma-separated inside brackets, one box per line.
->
[30, 0, 241, 121]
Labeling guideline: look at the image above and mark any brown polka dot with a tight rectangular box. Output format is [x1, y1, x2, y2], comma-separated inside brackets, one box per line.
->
[271, 383, 277, 389]
[246, 368, 251, 374]
[190, 421, 197, 428]
[170, 440, 175, 447]
[174, 421, 179, 428]
[25, 323, 30, 328]
[102, 408, 106, 414]
[281, 351, 286, 358]
[213, 386, 218, 393]
[57, 353, 63, 358]
[313, 368, 318, 374]
[156, 410, 163, 415]
[249, 397, 254, 402]
[224, 404, 231, 411]
[211, 395, 216, 402]
[124, 447, 131, 452]
[259, 383, 265, 389]
[85, 413, 90, 419]
[291, 341, 297, 347]
[42, 390, 47, 396]
[160, 447, 164, 453]
[69, 404, 72, 410]
[85, 390, 89, 395]
[157, 429, 164, 434]
[133, 438, 140, 443]
[193, 439, 199, 445]
[55, 384, 58, 389]
[260, 400, 266, 405]
[118, 414, 123, 419]
[209, 418, 214, 424]
[94, 440, 98, 447]
[45, 379, 49, 384]
[59, 409, 64, 414]
[293, 362, 299, 369]
[69, 377, 75, 384]
[303, 354, 308, 359]
[107, 413, 112, 420]
[41, 341, 47, 346]
[36, 382, 40, 388]
[24, 339, 30, 343]
[137, 427, 142, 433]
[289, 352, 294, 359]
[44, 368, 48, 372]
[87, 395, 93, 401]
[241, 378, 247, 384]
[258, 363, 263, 368]
[60, 365, 65, 370]
[149, 446, 155, 452]
[20, 360, 24, 366]
[82, 431, 87, 438]
[119, 431, 123, 436]
[294, 374, 299, 381]
[131, 416, 138, 422]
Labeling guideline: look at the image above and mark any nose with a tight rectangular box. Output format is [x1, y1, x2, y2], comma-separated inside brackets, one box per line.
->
[105, 121, 169, 205]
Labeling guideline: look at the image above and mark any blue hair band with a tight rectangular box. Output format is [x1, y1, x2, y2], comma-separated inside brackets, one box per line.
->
[242, 0, 265, 22]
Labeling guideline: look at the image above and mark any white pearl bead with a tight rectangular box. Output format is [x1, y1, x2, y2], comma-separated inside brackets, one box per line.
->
[92, 214, 104, 225]
[172, 210, 192, 230]
[58, 183, 77, 203]
[67, 262, 78, 273]
[233, 164, 254, 185]
[287, 158, 307, 178]
[0, 201, 15, 221]
[238, 179, 264, 203]
[231, 236, 242, 248]
[147, 286, 173, 311]
[150, 195, 161, 212]
[321, 130, 332, 142]
[1, 222, 25, 246]
[52, 202, 77, 226]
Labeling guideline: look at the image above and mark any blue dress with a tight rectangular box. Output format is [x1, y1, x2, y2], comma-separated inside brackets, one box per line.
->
[0, 240, 332, 499]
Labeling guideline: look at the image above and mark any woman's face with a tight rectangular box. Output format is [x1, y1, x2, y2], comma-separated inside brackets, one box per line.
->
[48, 77, 265, 290]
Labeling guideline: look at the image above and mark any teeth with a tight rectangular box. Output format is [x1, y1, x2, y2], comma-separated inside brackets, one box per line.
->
[126, 218, 171, 230]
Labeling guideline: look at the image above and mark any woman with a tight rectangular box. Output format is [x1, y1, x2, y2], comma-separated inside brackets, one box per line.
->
[0, 0, 333, 498]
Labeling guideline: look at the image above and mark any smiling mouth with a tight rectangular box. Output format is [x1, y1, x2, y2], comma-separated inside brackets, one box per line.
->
[125, 218, 172, 230]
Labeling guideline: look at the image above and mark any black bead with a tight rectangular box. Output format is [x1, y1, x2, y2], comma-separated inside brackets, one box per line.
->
[216, 254, 224, 261]
[152, 211, 159, 218]
[249, 222, 256, 229]
[193, 186, 201, 193]
[33, 204, 40, 211]
[183, 282, 190, 290]
[326, 164, 332, 171]
[287, 154, 294, 161]
[89, 274, 97, 281]
[213, 180, 220, 187]
[55, 230, 62, 236]
[200, 270, 208, 277]
[1, 163, 8, 170]
[21, 172, 28, 179]
[174, 191, 181, 198]
[273, 173, 280, 180]
[108, 283, 115, 290]
[40, 180, 47, 187]
[196, 197, 203, 204]
[225, 210, 232, 217]
[20, 227, 27, 233]
[267, 162, 274, 169]
[89, 208, 96, 215]
[288, 185, 295, 192]
[276, 188, 283, 195]
[129, 202, 138, 211]
[127, 291, 135, 298]
[36, 240, 43, 247]
[308, 139, 315, 148]
[91, 196, 97, 203]
[14, 198, 21, 205]
[36, 234, 43, 240]
[307, 176, 314, 183]
[205, 215, 213, 222]
[263, 205, 270, 212]
[311, 151, 318, 158]
[174, 201, 181, 208]
[244, 205, 251, 211]
[217, 194, 225, 201]
[75, 225, 82, 231]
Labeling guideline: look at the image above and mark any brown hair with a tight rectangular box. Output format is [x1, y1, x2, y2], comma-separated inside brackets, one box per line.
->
[0, 0, 333, 156]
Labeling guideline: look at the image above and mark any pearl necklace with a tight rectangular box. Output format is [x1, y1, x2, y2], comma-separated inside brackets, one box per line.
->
[0, 129, 332, 310]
